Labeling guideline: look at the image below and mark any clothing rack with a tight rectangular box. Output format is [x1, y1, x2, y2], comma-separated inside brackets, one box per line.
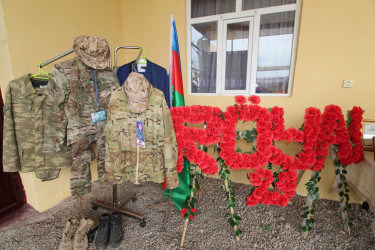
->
[115, 46, 174, 228]
[90, 45, 147, 228]
[38, 47, 146, 227]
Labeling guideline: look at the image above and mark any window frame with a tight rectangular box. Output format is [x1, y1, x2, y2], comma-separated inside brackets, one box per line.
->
[186, 0, 302, 97]
[221, 16, 254, 95]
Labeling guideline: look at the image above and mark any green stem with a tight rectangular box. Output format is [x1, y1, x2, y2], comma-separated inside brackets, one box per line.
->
[301, 170, 321, 236]
[219, 159, 243, 239]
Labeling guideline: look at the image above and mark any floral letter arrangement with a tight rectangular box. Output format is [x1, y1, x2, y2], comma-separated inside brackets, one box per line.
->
[171, 96, 364, 245]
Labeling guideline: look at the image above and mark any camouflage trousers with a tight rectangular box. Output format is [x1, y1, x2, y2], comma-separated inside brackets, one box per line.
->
[70, 124, 106, 197]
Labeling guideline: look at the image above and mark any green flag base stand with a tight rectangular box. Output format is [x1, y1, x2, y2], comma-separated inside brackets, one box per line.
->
[148, 189, 173, 229]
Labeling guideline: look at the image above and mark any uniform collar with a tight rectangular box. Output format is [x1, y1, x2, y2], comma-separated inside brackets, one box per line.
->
[22, 74, 40, 97]
[76, 57, 94, 87]
[75, 57, 111, 87]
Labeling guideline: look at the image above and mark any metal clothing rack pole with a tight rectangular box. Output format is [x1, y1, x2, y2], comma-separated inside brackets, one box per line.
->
[114, 46, 141, 73]
[39, 49, 74, 68]
[40, 48, 113, 69]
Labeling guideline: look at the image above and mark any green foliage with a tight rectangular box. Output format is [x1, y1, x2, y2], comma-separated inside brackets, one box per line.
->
[217, 155, 243, 238]
[260, 224, 271, 231]
[235, 229, 243, 237]
[333, 113, 354, 230]
[333, 158, 353, 230]
[236, 128, 258, 144]
[301, 171, 321, 233]
[182, 159, 203, 222]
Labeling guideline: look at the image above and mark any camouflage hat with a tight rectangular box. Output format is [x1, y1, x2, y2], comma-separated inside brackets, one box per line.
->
[124, 72, 150, 113]
[73, 35, 110, 70]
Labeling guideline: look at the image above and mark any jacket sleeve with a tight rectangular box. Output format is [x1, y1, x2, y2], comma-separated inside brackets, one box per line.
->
[162, 98, 179, 189]
[104, 94, 118, 183]
[3, 84, 21, 172]
[43, 67, 69, 152]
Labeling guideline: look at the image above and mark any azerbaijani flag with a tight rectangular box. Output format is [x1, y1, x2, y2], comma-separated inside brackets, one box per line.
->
[169, 15, 185, 107]
[163, 15, 191, 210]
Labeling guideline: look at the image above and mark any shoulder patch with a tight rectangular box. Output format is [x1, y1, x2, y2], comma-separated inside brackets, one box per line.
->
[3, 105, 9, 113]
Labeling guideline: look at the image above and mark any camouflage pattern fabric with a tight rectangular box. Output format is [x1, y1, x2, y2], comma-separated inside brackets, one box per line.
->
[3, 74, 72, 181]
[44, 57, 119, 196]
[124, 72, 150, 113]
[73, 35, 110, 70]
[105, 73, 179, 189]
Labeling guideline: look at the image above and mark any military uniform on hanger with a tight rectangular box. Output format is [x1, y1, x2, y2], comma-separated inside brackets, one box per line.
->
[105, 72, 179, 189]
[43, 36, 120, 196]
[3, 75, 72, 181]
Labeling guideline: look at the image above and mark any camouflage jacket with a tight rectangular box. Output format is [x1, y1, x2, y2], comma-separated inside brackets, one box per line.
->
[43, 57, 119, 151]
[3, 74, 72, 181]
[104, 74, 179, 189]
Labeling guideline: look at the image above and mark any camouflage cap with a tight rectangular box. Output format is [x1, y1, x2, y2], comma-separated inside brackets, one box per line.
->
[124, 72, 150, 113]
[73, 35, 110, 70]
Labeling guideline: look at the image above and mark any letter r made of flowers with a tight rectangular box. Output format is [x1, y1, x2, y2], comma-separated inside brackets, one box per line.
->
[170, 106, 224, 175]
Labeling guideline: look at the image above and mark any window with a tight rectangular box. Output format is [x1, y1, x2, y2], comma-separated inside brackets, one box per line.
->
[187, 0, 301, 96]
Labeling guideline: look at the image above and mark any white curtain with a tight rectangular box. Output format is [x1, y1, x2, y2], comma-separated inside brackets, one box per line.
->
[256, 11, 295, 94]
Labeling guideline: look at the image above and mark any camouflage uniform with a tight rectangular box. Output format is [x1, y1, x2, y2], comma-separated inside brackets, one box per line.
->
[105, 72, 179, 189]
[3, 74, 72, 181]
[44, 57, 119, 196]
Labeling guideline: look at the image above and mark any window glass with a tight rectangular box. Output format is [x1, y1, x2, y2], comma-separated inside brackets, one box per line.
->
[242, 0, 296, 10]
[191, 22, 218, 93]
[188, 0, 300, 95]
[191, 0, 235, 18]
[225, 21, 250, 91]
[256, 11, 295, 94]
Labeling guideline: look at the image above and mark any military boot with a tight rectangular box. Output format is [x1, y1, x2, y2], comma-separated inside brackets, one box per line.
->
[95, 213, 111, 249]
[108, 212, 123, 247]
[59, 218, 79, 250]
[73, 218, 94, 250]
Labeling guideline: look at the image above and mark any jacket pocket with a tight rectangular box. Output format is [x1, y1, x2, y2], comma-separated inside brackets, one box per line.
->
[12, 100, 33, 131]
[12, 100, 32, 113]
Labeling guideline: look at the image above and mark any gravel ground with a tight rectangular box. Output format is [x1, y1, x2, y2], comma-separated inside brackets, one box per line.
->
[0, 177, 374, 249]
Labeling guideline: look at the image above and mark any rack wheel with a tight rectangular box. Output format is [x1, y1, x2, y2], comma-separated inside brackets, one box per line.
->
[91, 204, 98, 210]
[140, 219, 146, 227]
[132, 197, 137, 202]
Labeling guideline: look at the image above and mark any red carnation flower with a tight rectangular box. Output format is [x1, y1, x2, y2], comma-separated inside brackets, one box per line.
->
[246, 195, 261, 207]
[248, 95, 261, 105]
[234, 95, 247, 105]
[181, 207, 197, 220]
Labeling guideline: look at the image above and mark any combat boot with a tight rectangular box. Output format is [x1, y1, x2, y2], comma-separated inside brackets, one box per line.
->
[73, 218, 94, 250]
[95, 213, 111, 249]
[59, 218, 79, 250]
[108, 212, 123, 247]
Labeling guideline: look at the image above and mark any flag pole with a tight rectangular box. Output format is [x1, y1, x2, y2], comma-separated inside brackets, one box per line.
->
[169, 14, 174, 106]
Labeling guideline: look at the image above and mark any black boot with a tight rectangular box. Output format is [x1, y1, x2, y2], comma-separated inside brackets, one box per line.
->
[108, 212, 123, 247]
[95, 213, 111, 249]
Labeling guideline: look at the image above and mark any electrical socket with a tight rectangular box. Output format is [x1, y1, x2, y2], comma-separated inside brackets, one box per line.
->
[343, 80, 353, 88]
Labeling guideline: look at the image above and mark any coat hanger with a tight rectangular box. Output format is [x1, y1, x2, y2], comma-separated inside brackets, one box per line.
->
[30, 63, 50, 81]
[136, 48, 147, 73]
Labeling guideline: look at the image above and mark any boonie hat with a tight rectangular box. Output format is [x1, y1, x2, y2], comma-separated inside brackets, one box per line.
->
[73, 35, 110, 70]
[124, 72, 150, 113]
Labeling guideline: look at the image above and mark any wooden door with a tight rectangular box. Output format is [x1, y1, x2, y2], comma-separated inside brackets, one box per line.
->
[0, 88, 26, 219]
